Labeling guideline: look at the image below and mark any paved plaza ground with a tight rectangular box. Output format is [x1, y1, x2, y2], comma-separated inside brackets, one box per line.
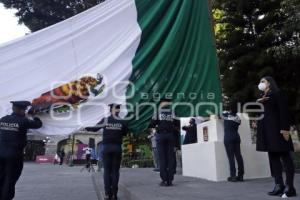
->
[15, 163, 98, 200]
[15, 163, 299, 200]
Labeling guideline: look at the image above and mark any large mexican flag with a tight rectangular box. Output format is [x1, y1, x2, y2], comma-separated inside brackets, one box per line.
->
[0, 0, 221, 135]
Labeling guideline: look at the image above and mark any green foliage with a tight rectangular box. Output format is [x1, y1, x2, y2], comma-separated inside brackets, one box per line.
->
[125, 159, 154, 168]
[136, 144, 152, 158]
[0, 0, 105, 32]
[214, 0, 300, 123]
[121, 131, 153, 168]
[122, 135, 130, 158]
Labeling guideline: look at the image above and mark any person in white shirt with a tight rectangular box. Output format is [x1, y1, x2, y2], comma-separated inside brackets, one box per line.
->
[83, 147, 93, 168]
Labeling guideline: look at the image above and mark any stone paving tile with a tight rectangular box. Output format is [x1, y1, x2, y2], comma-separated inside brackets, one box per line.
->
[15, 163, 98, 200]
[13, 164, 299, 200]
[114, 168, 299, 200]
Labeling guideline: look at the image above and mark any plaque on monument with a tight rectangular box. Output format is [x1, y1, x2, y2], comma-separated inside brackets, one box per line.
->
[203, 126, 208, 142]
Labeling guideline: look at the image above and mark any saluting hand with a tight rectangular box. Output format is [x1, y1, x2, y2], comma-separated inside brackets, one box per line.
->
[280, 130, 290, 141]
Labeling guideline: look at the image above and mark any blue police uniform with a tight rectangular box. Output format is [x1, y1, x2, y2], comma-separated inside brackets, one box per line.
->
[223, 111, 244, 179]
[0, 101, 42, 200]
[86, 106, 128, 200]
[150, 106, 177, 186]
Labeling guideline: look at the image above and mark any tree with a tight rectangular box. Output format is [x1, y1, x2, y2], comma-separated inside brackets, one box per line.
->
[0, 0, 105, 32]
[213, 0, 300, 123]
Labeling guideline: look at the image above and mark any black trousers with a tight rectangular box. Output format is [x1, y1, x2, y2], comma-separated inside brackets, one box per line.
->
[268, 152, 295, 187]
[173, 150, 177, 175]
[0, 156, 23, 200]
[156, 133, 175, 183]
[102, 144, 122, 196]
[59, 157, 64, 165]
[86, 154, 91, 168]
[224, 138, 244, 177]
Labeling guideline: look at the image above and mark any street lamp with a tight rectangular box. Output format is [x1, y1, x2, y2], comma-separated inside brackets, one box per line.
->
[43, 137, 51, 155]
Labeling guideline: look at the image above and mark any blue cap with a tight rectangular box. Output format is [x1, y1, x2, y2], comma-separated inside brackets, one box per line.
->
[10, 101, 31, 109]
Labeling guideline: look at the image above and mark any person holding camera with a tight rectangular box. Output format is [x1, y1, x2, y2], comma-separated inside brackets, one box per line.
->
[183, 118, 197, 145]
[0, 101, 43, 200]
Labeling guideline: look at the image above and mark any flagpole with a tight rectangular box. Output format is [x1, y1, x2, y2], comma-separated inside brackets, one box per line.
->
[207, 0, 223, 101]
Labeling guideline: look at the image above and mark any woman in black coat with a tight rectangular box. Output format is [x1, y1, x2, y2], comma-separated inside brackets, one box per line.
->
[256, 76, 296, 198]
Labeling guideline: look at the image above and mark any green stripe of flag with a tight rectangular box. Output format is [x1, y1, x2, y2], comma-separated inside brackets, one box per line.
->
[126, 0, 222, 132]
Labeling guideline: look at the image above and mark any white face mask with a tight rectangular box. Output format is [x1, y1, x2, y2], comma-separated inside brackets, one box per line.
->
[258, 82, 267, 91]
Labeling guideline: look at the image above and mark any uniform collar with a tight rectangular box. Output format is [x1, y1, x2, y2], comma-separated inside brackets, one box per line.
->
[109, 114, 120, 118]
[12, 112, 25, 117]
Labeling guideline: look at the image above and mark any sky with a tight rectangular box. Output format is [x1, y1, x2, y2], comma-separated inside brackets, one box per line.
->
[0, 4, 29, 45]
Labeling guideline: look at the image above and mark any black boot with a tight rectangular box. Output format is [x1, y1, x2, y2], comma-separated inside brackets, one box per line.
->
[281, 185, 297, 198]
[167, 180, 173, 187]
[111, 194, 118, 200]
[227, 176, 238, 182]
[159, 181, 168, 187]
[236, 175, 244, 182]
[104, 194, 111, 200]
[268, 184, 284, 196]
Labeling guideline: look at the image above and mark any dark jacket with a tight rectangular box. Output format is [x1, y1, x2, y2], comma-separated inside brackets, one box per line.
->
[86, 115, 128, 145]
[0, 113, 43, 158]
[183, 123, 197, 145]
[149, 108, 177, 134]
[256, 91, 294, 152]
[222, 111, 241, 142]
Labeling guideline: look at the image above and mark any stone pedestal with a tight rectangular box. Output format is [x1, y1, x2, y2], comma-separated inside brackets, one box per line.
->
[182, 114, 271, 181]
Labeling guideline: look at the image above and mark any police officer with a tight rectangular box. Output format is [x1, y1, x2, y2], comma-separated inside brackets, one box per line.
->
[222, 102, 244, 182]
[0, 101, 43, 200]
[149, 98, 177, 187]
[86, 104, 128, 200]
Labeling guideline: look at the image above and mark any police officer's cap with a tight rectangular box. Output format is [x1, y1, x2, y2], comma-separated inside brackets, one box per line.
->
[10, 101, 31, 109]
[108, 103, 121, 109]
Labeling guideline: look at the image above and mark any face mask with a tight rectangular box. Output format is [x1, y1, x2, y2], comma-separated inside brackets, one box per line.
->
[258, 82, 267, 91]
